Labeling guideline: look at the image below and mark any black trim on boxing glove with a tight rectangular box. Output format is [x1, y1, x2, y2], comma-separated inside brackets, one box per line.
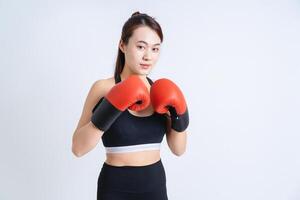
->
[91, 98, 122, 132]
[168, 106, 189, 132]
[92, 97, 104, 113]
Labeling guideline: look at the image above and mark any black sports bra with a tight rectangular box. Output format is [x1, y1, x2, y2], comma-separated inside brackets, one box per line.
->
[98, 74, 167, 154]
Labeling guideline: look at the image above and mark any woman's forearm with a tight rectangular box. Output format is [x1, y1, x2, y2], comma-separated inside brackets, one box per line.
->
[166, 130, 187, 156]
[72, 121, 103, 157]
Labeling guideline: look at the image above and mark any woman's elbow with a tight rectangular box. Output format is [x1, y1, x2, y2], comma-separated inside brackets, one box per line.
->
[172, 148, 186, 157]
[72, 144, 82, 157]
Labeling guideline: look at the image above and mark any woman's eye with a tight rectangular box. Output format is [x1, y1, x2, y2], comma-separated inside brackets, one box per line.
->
[137, 45, 145, 49]
[153, 48, 160, 52]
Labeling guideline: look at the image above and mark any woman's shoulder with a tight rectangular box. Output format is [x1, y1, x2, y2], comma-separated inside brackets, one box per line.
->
[92, 76, 115, 91]
[74, 76, 115, 131]
[93, 76, 114, 86]
[85, 77, 114, 105]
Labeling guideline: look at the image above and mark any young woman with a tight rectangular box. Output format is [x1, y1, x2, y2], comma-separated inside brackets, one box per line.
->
[72, 11, 189, 200]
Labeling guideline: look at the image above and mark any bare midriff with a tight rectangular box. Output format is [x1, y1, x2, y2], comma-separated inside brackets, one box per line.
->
[105, 150, 161, 166]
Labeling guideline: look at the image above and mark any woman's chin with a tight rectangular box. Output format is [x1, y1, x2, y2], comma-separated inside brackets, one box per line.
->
[134, 69, 151, 75]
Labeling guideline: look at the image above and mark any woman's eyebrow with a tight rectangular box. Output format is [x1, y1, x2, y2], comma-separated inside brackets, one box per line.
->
[136, 40, 161, 46]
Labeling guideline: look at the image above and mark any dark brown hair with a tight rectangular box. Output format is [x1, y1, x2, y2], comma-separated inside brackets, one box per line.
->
[114, 11, 164, 78]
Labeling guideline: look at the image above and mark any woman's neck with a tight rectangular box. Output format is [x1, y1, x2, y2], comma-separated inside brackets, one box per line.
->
[120, 66, 147, 82]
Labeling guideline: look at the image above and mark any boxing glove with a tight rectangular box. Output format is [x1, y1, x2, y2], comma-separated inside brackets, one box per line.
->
[91, 75, 150, 132]
[150, 78, 189, 132]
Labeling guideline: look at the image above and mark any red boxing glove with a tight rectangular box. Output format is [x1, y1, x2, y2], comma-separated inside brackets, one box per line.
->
[150, 78, 189, 132]
[92, 75, 150, 131]
[105, 75, 150, 111]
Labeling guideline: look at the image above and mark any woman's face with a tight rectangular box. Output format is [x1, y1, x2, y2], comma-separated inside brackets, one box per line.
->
[119, 26, 161, 76]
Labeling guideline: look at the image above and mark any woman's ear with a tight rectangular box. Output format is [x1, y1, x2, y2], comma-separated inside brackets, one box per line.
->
[119, 40, 125, 53]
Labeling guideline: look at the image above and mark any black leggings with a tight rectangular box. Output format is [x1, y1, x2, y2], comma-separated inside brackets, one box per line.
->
[97, 159, 168, 200]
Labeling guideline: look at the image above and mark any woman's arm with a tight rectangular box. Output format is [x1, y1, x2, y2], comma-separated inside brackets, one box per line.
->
[165, 113, 187, 156]
[72, 80, 106, 157]
[72, 122, 103, 157]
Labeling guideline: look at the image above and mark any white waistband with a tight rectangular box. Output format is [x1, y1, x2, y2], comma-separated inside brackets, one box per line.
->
[105, 143, 161, 154]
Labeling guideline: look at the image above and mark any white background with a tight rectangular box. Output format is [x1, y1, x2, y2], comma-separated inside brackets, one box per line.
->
[1, 0, 300, 199]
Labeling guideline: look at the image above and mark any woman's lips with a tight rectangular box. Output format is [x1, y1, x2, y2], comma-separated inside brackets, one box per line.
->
[140, 64, 150, 69]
